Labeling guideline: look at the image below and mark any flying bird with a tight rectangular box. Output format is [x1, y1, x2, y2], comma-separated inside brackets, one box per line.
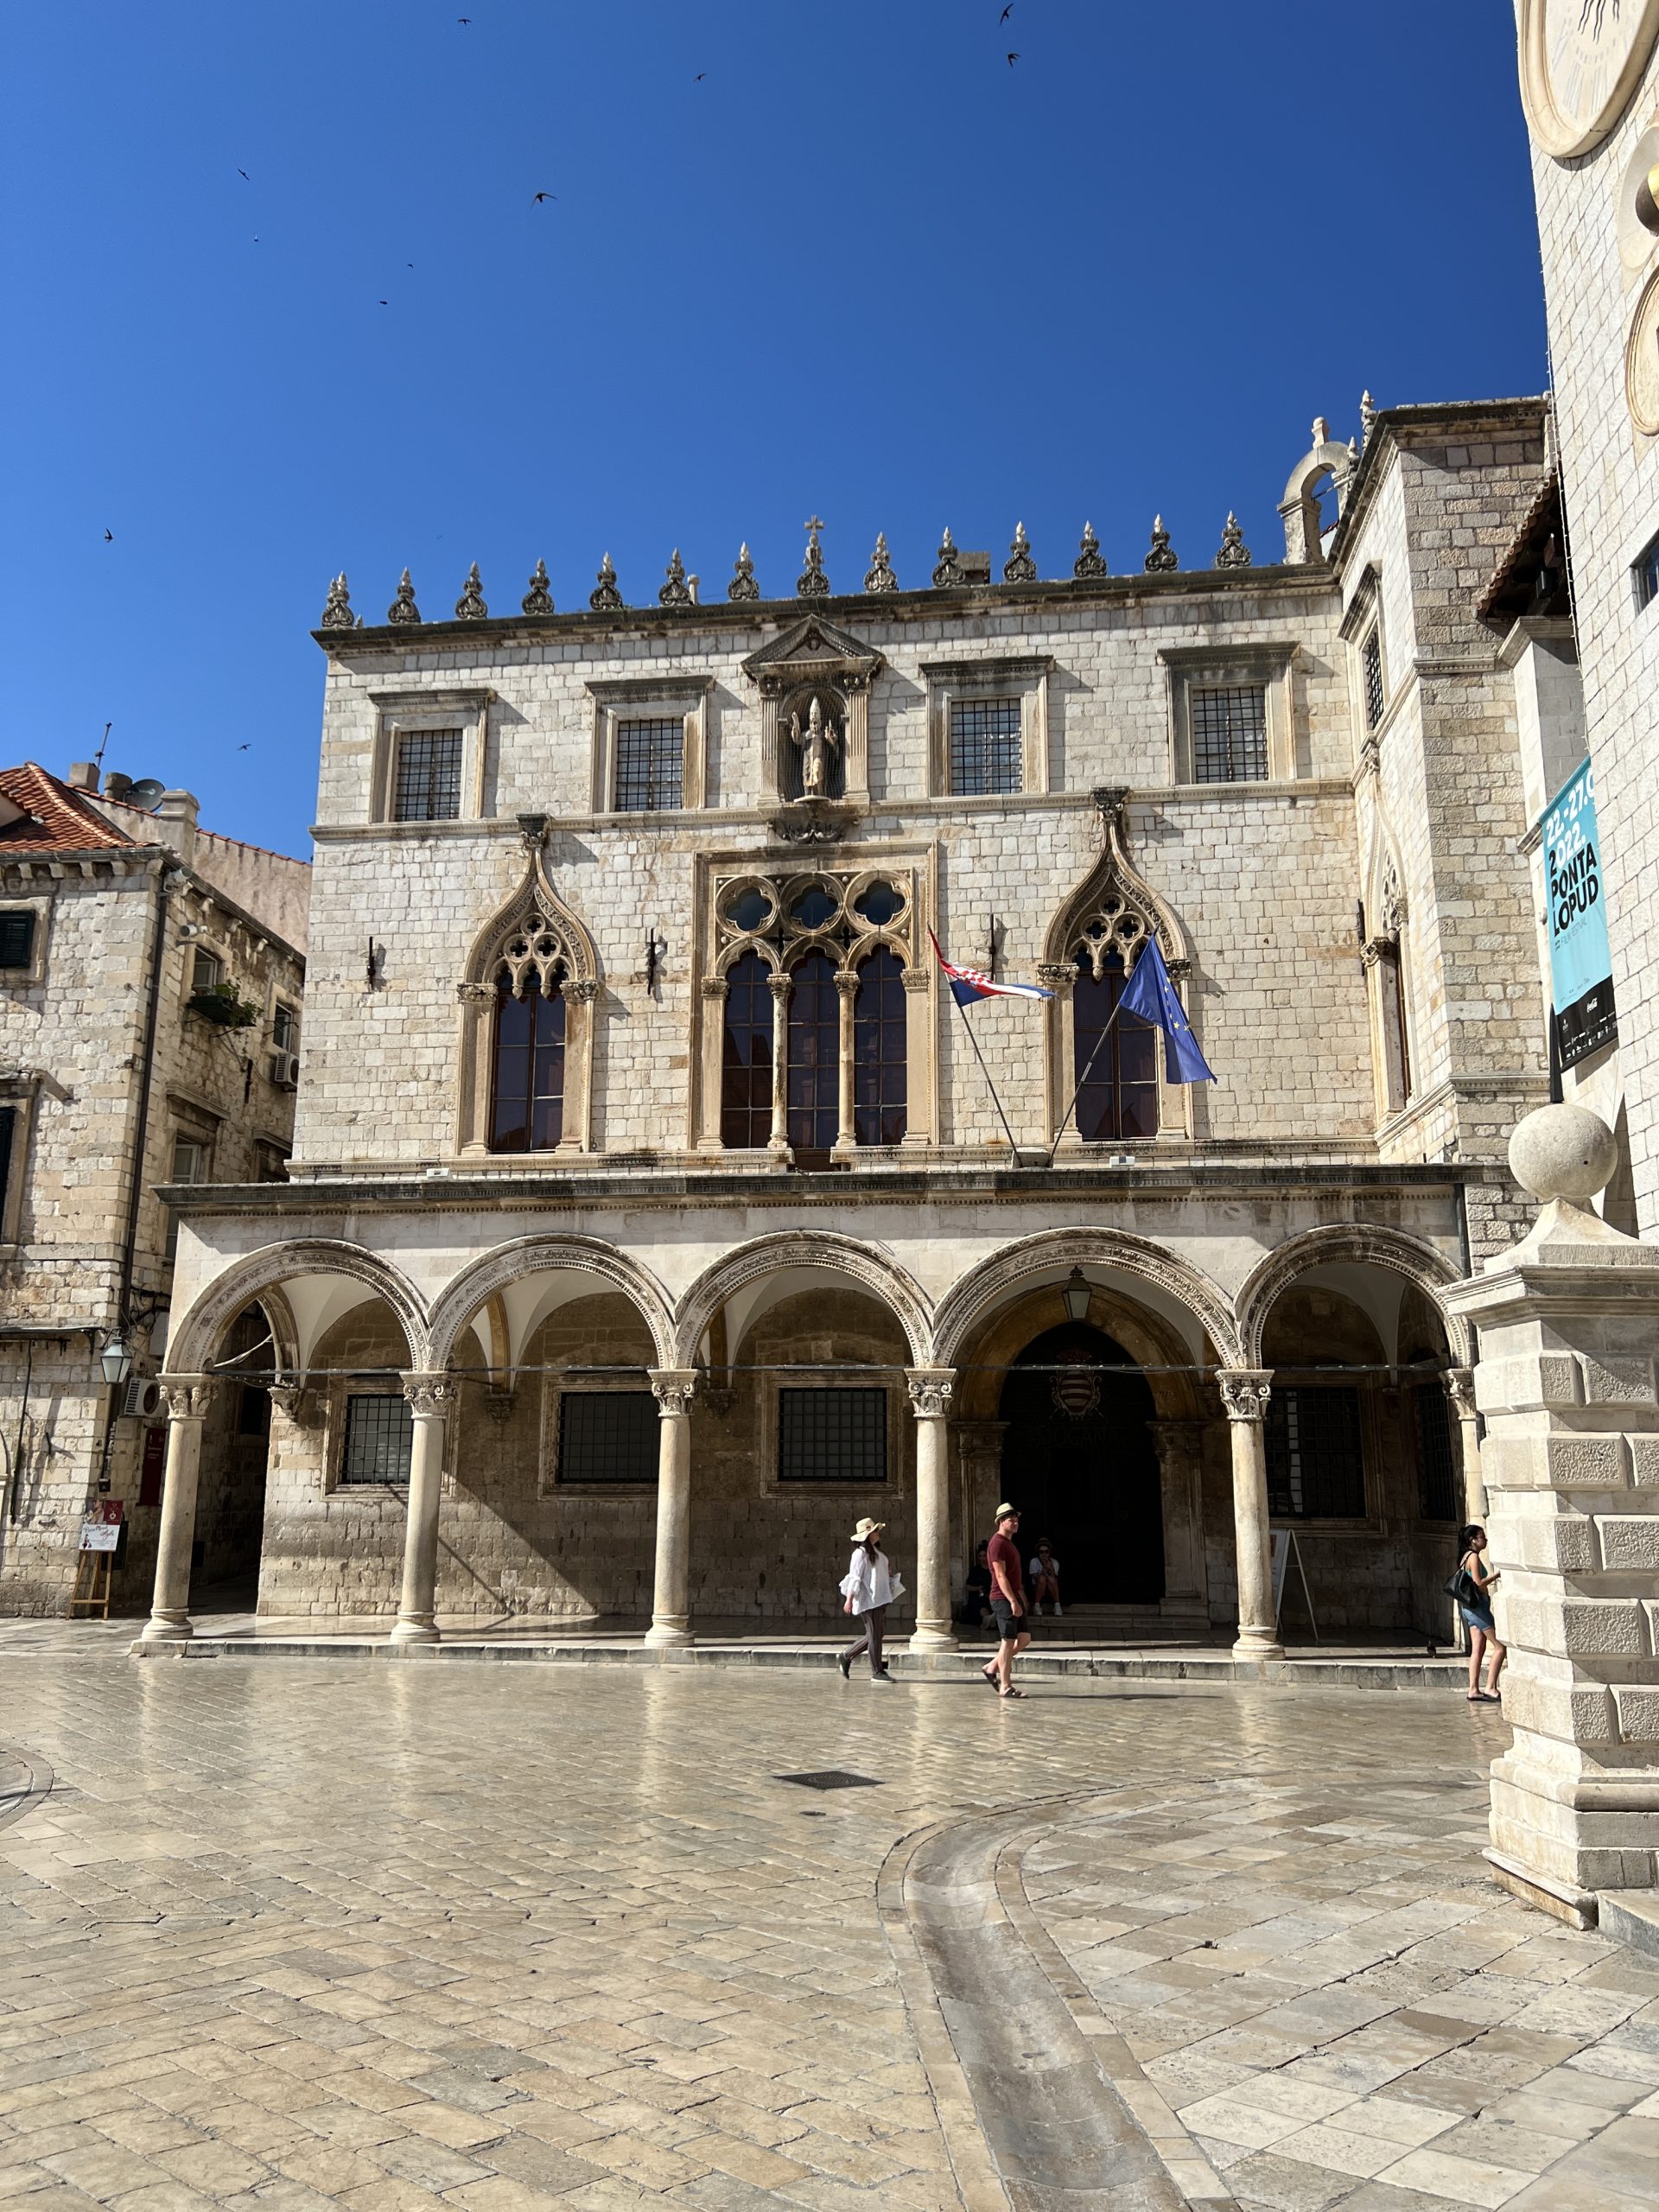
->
[238, 168, 250, 180]
[695, 71, 705, 80]
[378, 298, 388, 306]
[1001, 3, 1013, 17]
[238, 743, 251, 752]
[1007, 50, 1020, 65]
[532, 191, 556, 203]
[103, 529, 113, 542]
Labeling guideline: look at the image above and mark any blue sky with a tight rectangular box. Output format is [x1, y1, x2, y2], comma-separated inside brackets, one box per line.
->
[2, 1, 1546, 859]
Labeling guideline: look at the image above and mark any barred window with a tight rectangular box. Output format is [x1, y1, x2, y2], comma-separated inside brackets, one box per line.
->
[340, 1393, 413, 1484]
[1362, 631, 1385, 732]
[779, 1388, 887, 1484]
[721, 950, 773, 1149]
[558, 1391, 658, 1484]
[1072, 948, 1158, 1141]
[1266, 1386, 1365, 1518]
[615, 718, 683, 811]
[491, 970, 565, 1152]
[1414, 1383, 1459, 1522]
[393, 730, 463, 822]
[949, 698, 1022, 796]
[785, 950, 839, 1160]
[1191, 685, 1268, 782]
[854, 948, 907, 1146]
[0, 912, 35, 969]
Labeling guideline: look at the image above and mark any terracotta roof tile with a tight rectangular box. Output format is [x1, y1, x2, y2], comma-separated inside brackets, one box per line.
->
[0, 764, 137, 852]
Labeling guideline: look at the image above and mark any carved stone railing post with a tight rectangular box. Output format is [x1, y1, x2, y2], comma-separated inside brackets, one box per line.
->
[645, 1370, 698, 1648]
[1218, 1370, 1282, 1660]
[136, 1377, 218, 1650]
[391, 1376, 454, 1646]
[906, 1370, 957, 1650]
[1446, 1104, 1659, 1926]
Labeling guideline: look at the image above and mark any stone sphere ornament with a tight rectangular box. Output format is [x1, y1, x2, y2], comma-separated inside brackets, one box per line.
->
[1508, 1103, 1619, 1205]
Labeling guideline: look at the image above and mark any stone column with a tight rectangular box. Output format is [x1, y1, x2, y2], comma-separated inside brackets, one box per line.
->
[1148, 1418, 1209, 1624]
[833, 969, 858, 1155]
[645, 1370, 697, 1647]
[696, 976, 728, 1150]
[136, 1376, 216, 1649]
[1445, 1366, 1485, 1521]
[1446, 1103, 1659, 1925]
[767, 970, 791, 1155]
[1219, 1370, 1282, 1660]
[906, 1370, 957, 1650]
[391, 1376, 453, 1646]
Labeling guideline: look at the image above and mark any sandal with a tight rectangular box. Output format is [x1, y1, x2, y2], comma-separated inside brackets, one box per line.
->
[981, 1665, 1000, 1686]
[999, 1685, 1027, 1700]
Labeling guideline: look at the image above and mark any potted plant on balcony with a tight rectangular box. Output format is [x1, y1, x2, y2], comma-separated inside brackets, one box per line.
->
[187, 982, 259, 1028]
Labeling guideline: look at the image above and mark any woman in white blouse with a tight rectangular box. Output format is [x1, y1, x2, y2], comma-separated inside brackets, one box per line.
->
[838, 1516, 903, 1681]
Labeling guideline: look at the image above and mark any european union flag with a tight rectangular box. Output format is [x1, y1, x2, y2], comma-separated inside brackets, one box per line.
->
[1117, 938, 1216, 1084]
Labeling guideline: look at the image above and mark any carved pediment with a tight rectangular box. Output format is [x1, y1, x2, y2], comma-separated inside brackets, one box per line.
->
[741, 614, 885, 684]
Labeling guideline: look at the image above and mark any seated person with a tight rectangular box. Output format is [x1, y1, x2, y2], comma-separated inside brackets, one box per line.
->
[957, 1541, 994, 1628]
[1028, 1537, 1062, 1618]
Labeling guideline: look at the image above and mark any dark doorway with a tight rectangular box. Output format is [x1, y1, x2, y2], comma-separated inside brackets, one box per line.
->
[996, 1322, 1164, 1604]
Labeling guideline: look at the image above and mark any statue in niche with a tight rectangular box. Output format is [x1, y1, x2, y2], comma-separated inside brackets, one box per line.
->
[788, 696, 842, 798]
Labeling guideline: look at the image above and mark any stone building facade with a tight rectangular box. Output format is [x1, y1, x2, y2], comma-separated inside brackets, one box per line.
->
[147, 457, 1562, 1653]
[0, 765, 308, 1615]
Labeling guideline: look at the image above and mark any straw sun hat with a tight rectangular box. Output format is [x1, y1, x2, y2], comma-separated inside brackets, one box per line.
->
[850, 1516, 887, 1542]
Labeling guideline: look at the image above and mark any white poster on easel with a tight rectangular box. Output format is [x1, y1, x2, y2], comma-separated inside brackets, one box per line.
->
[1269, 1527, 1319, 1641]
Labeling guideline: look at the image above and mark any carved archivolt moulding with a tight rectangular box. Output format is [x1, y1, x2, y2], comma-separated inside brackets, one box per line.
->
[1232, 1224, 1471, 1369]
[674, 1230, 933, 1370]
[1043, 791, 1190, 976]
[424, 1234, 677, 1373]
[168, 1240, 428, 1378]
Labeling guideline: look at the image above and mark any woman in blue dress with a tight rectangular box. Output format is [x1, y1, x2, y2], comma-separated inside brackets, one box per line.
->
[1458, 1523, 1504, 1704]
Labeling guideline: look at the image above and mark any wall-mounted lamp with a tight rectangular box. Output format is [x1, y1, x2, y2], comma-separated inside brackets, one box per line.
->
[99, 1333, 134, 1389]
[1060, 1268, 1092, 1325]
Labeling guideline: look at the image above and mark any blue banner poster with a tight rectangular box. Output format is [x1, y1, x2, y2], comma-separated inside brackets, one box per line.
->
[1543, 759, 1618, 1069]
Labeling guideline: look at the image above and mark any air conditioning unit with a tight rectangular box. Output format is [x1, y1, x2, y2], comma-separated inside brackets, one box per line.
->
[123, 1376, 164, 1421]
[270, 1051, 301, 1090]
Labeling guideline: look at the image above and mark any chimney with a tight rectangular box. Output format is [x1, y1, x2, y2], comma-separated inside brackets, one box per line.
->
[67, 762, 99, 791]
[958, 549, 993, 584]
[152, 789, 200, 866]
[104, 771, 133, 801]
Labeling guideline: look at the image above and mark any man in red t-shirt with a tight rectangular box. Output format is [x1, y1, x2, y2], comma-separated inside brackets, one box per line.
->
[982, 1503, 1031, 1698]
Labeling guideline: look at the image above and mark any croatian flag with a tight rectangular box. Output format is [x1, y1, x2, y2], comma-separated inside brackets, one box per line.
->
[929, 930, 1054, 1007]
[1117, 936, 1216, 1084]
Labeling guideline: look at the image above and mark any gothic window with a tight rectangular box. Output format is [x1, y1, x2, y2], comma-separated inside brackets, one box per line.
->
[1191, 686, 1268, 782]
[491, 970, 566, 1151]
[1266, 1387, 1366, 1518]
[393, 730, 463, 822]
[1072, 947, 1158, 1141]
[854, 948, 907, 1146]
[949, 697, 1022, 796]
[1362, 631, 1385, 731]
[786, 950, 840, 1157]
[614, 717, 683, 811]
[721, 950, 773, 1149]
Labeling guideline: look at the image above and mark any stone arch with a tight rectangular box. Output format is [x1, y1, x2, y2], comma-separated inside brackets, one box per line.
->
[950, 1269, 1205, 1423]
[1281, 418, 1357, 563]
[456, 834, 601, 1154]
[167, 1240, 428, 1377]
[424, 1235, 677, 1374]
[1234, 1224, 1471, 1370]
[673, 1231, 932, 1370]
[931, 1228, 1241, 1372]
[1040, 791, 1190, 976]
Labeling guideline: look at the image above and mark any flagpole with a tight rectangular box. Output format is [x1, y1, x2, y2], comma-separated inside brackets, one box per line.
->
[1046, 1000, 1126, 1166]
[950, 990, 1022, 1165]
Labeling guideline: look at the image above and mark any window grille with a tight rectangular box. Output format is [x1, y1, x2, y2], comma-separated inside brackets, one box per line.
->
[1191, 685, 1268, 782]
[786, 950, 840, 1158]
[1414, 1383, 1459, 1521]
[1362, 632, 1385, 731]
[190, 947, 224, 993]
[949, 697, 1022, 796]
[853, 947, 907, 1146]
[340, 1393, 413, 1484]
[615, 718, 683, 811]
[721, 950, 774, 1148]
[393, 730, 463, 821]
[0, 912, 35, 969]
[1266, 1386, 1366, 1518]
[778, 1388, 887, 1484]
[1635, 531, 1659, 613]
[557, 1391, 658, 1484]
[490, 972, 566, 1151]
[1072, 949, 1158, 1141]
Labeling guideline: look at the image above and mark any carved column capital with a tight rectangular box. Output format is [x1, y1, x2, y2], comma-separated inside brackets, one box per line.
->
[401, 1374, 454, 1419]
[266, 1382, 320, 1427]
[1442, 1367, 1477, 1415]
[650, 1369, 699, 1418]
[564, 977, 600, 1005]
[834, 969, 860, 998]
[901, 966, 931, 993]
[906, 1368, 956, 1421]
[517, 811, 549, 852]
[1217, 1369, 1272, 1424]
[700, 975, 729, 1001]
[456, 981, 493, 1006]
[1035, 961, 1077, 999]
[1359, 933, 1399, 973]
[767, 970, 794, 1005]
[160, 1376, 216, 1422]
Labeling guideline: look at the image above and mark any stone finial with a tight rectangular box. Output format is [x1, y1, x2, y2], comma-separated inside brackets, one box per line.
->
[1143, 516, 1179, 573]
[659, 549, 692, 608]
[521, 558, 555, 616]
[932, 527, 963, 588]
[1002, 520, 1038, 583]
[320, 574, 355, 629]
[454, 563, 488, 620]
[1073, 523, 1107, 581]
[589, 552, 624, 613]
[1347, 435, 1359, 467]
[1510, 1103, 1618, 1208]
[1360, 390, 1376, 445]
[728, 542, 760, 601]
[387, 569, 422, 624]
[1313, 414, 1330, 447]
[797, 517, 830, 597]
[1214, 512, 1252, 569]
[863, 532, 899, 592]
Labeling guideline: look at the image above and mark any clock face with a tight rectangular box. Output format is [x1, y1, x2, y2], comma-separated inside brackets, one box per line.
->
[1522, 0, 1659, 158]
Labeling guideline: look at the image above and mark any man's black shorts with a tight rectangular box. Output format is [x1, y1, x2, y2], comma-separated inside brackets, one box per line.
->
[991, 1597, 1026, 1643]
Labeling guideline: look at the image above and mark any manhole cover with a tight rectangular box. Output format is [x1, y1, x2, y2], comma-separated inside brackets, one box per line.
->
[775, 1770, 884, 1791]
